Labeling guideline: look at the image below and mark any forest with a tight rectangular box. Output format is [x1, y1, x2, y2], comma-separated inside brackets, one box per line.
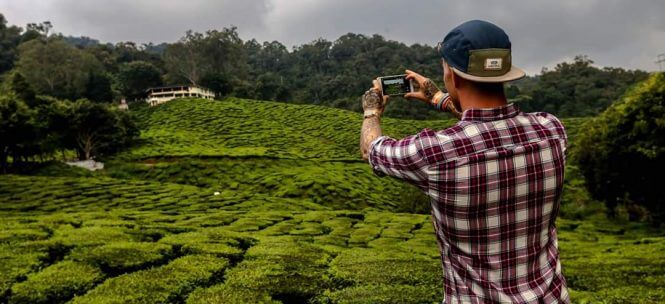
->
[0, 14, 649, 119]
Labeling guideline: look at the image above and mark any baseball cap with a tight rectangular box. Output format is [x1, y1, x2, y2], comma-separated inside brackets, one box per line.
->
[437, 20, 525, 83]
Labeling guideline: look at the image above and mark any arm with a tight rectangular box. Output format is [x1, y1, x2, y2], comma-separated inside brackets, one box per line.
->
[404, 70, 462, 118]
[359, 78, 442, 189]
[360, 115, 382, 161]
[360, 80, 388, 161]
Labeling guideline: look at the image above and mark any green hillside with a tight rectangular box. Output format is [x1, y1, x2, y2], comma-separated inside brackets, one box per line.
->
[1, 98, 663, 304]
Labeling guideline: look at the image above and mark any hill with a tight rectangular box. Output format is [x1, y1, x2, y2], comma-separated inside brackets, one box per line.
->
[0, 98, 663, 303]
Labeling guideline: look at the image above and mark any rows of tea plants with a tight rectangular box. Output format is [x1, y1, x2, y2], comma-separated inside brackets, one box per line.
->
[1, 176, 664, 303]
[122, 98, 455, 160]
[1, 98, 663, 303]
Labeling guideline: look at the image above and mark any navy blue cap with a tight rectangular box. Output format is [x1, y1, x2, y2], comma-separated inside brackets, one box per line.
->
[438, 20, 525, 82]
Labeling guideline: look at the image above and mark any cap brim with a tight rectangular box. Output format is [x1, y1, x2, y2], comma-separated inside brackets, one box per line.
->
[451, 65, 526, 83]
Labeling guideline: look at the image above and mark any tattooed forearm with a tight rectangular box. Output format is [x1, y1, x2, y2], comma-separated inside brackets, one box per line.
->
[360, 115, 382, 161]
[422, 79, 441, 103]
[359, 86, 385, 160]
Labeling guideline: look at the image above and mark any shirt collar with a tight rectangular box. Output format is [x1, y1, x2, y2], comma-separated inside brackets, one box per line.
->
[460, 103, 521, 122]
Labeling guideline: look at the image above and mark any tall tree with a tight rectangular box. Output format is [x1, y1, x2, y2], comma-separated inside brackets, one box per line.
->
[0, 96, 35, 172]
[66, 100, 139, 160]
[117, 61, 163, 100]
[164, 27, 247, 86]
[16, 38, 104, 100]
[0, 13, 23, 74]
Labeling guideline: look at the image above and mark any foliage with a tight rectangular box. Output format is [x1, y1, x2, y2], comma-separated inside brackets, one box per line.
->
[575, 72, 665, 223]
[67, 242, 173, 274]
[117, 61, 163, 100]
[0, 15, 650, 119]
[16, 38, 104, 100]
[0, 14, 22, 74]
[0, 95, 35, 172]
[9, 261, 104, 304]
[164, 28, 247, 87]
[57, 99, 140, 160]
[0, 188, 663, 303]
[70, 254, 229, 304]
[516, 56, 649, 116]
[8, 71, 36, 106]
[83, 71, 114, 103]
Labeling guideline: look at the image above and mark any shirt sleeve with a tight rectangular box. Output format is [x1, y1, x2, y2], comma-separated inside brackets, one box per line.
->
[367, 130, 436, 188]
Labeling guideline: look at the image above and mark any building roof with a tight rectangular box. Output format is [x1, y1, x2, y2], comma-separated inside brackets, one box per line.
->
[145, 85, 212, 93]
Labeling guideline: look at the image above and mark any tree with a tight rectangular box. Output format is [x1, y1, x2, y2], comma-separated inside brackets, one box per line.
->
[117, 61, 163, 100]
[16, 38, 104, 100]
[574, 72, 665, 224]
[9, 72, 36, 106]
[164, 28, 247, 86]
[66, 100, 139, 160]
[83, 72, 114, 102]
[0, 13, 23, 74]
[0, 95, 35, 172]
[518, 56, 649, 116]
[164, 31, 210, 85]
[200, 73, 232, 97]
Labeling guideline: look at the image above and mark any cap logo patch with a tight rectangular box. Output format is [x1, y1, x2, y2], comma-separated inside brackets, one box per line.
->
[484, 58, 502, 70]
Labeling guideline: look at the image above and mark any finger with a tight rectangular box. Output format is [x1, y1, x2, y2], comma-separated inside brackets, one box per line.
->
[405, 70, 416, 80]
[405, 71, 424, 83]
[372, 79, 381, 91]
[404, 92, 424, 100]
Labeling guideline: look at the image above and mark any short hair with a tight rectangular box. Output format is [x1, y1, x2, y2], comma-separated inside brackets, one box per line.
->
[468, 80, 505, 95]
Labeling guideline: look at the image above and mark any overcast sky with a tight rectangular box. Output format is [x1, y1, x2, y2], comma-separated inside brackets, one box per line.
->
[2, 0, 664, 74]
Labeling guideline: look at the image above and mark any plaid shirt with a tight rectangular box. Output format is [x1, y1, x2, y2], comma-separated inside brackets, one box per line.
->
[369, 103, 570, 303]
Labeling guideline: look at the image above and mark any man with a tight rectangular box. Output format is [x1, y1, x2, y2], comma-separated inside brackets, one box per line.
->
[359, 20, 569, 303]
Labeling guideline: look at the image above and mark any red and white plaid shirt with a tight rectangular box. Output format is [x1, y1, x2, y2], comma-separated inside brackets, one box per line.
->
[369, 103, 570, 303]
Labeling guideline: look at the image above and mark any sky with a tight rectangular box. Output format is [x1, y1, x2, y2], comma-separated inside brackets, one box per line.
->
[2, 0, 665, 75]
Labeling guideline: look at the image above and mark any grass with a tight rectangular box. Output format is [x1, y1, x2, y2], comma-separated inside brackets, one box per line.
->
[0, 98, 662, 303]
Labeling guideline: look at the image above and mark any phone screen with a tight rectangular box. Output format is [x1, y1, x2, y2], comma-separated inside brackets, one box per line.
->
[380, 75, 412, 96]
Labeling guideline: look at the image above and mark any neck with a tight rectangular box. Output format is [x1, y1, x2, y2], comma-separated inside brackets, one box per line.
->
[458, 91, 508, 111]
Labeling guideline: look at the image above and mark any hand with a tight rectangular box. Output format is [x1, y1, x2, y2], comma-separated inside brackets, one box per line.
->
[362, 79, 389, 116]
[404, 69, 441, 106]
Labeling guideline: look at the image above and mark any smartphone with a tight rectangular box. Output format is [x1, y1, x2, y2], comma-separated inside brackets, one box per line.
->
[378, 74, 413, 96]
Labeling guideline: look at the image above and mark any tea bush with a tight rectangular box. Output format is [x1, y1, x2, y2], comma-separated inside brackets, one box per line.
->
[70, 254, 229, 304]
[1, 98, 662, 303]
[9, 261, 104, 304]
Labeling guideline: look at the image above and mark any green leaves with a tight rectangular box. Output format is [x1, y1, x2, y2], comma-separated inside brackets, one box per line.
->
[574, 72, 665, 222]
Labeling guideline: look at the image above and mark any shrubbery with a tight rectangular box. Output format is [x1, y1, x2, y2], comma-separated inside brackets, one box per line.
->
[575, 72, 664, 224]
[9, 261, 104, 304]
[0, 95, 139, 172]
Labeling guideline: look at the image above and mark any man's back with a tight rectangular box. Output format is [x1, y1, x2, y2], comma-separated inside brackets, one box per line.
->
[369, 103, 570, 303]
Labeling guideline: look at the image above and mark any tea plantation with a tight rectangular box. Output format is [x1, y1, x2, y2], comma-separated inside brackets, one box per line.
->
[1, 98, 663, 304]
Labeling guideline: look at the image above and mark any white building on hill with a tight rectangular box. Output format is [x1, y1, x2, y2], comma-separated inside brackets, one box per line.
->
[146, 85, 215, 106]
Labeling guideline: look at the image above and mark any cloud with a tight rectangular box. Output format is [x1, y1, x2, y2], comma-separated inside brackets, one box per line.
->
[1, 0, 664, 74]
[2, 0, 272, 43]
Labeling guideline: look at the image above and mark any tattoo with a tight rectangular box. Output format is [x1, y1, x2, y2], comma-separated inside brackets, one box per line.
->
[362, 89, 383, 110]
[359, 115, 382, 161]
[422, 79, 441, 102]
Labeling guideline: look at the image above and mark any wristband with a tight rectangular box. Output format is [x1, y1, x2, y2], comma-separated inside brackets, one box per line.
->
[432, 91, 446, 107]
[364, 109, 380, 118]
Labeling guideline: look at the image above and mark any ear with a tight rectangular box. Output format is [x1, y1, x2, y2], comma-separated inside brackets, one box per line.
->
[451, 70, 462, 89]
